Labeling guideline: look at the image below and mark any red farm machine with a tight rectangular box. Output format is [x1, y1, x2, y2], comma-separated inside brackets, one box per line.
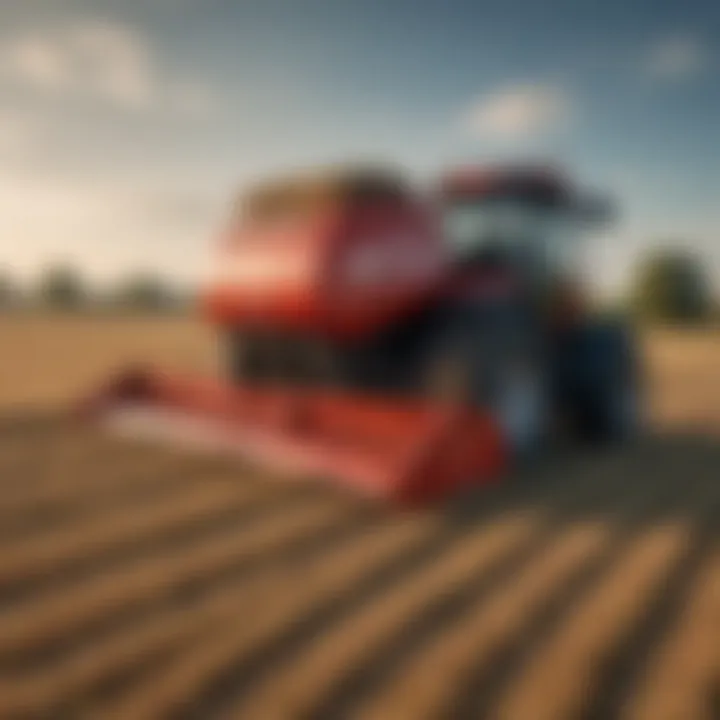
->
[85, 164, 642, 506]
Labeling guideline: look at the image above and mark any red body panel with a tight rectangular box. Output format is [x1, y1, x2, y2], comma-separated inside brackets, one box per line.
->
[202, 200, 448, 340]
[81, 369, 507, 506]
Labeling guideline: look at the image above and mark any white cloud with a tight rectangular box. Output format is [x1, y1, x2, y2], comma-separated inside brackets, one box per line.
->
[462, 83, 573, 140]
[0, 20, 214, 115]
[67, 21, 155, 109]
[4, 35, 70, 91]
[643, 35, 707, 80]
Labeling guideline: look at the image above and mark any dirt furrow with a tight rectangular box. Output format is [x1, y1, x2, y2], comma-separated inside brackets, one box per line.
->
[96, 515, 446, 720]
[0, 426, 169, 490]
[231, 511, 544, 719]
[0, 444, 202, 515]
[0, 461, 231, 545]
[0, 415, 81, 456]
[621, 549, 720, 720]
[489, 522, 692, 720]
[303, 448, 665, 719]
[440, 461, 708, 720]
[357, 521, 612, 720]
[0, 492, 349, 664]
[0, 475, 265, 589]
[110, 449, 643, 720]
[0, 508, 393, 717]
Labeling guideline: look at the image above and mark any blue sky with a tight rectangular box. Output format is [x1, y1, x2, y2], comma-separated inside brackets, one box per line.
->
[0, 0, 717, 293]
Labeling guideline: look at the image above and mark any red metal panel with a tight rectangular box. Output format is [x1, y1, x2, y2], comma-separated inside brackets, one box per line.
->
[81, 369, 507, 507]
[202, 200, 446, 340]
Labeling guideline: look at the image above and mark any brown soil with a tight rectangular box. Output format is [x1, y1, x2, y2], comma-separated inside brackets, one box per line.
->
[0, 315, 718, 719]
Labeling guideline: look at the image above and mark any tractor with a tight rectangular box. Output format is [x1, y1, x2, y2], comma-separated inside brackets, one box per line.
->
[86, 163, 641, 505]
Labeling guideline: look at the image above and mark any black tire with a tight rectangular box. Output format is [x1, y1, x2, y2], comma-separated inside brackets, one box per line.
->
[558, 320, 643, 444]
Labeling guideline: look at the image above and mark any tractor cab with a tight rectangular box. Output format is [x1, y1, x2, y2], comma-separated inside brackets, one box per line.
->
[438, 166, 611, 291]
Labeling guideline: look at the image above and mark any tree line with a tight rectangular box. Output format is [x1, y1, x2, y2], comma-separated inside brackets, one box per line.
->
[0, 248, 717, 323]
[0, 265, 191, 312]
[627, 250, 716, 324]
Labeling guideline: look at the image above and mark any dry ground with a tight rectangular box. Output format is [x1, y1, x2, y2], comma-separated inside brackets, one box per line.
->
[0, 314, 718, 720]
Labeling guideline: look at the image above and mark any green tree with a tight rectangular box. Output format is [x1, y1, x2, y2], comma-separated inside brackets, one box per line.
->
[38, 264, 85, 309]
[630, 249, 712, 323]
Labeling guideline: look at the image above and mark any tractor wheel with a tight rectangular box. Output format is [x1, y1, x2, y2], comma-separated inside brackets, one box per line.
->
[560, 321, 643, 444]
[575, 363, 642, 443]
[422, 314, 548, 458]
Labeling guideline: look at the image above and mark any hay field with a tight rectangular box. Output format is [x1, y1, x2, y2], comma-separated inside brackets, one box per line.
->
[0, 314, 718, 719]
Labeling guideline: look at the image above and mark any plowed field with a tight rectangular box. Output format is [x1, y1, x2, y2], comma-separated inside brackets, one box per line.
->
[0, 315, 718, 719]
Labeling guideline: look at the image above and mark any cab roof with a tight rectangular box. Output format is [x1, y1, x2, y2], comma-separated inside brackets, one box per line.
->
[439, 164, 572, 205]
